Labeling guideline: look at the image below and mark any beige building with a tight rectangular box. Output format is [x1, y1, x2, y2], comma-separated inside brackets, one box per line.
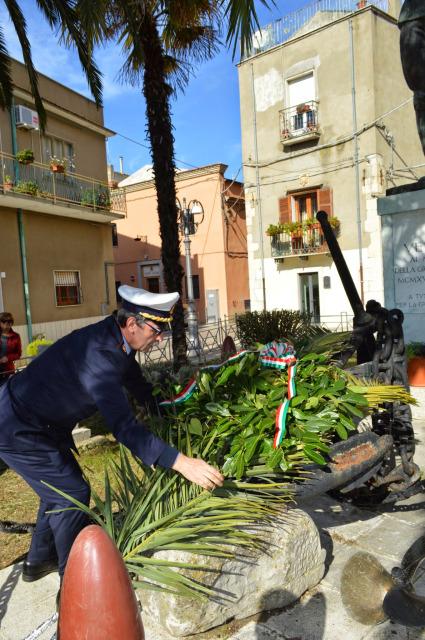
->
[0, 59, 125, 349]
[113, 163, 249, 324]
[238, 0, 424, 325]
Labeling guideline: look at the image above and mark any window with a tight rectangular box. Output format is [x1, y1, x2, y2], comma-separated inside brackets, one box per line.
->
[287, 72, 315, 108]
[279, 188, 333, 224]
[54, 270, 81, 306]
[112, 223, 118, 247]
[294, 192, 317, 223]
[147, 277, 160, 293]
[185, 274, 200, 300]
[42, 135, 74, 171]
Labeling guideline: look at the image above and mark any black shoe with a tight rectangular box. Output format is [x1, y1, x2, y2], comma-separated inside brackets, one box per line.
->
[22, 558, 58, 582]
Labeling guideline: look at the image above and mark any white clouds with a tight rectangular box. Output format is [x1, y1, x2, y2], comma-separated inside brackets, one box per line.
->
[0, 5, 138, 102]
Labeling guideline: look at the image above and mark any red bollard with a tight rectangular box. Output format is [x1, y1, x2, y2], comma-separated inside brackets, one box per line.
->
[57, 525, 144, 639]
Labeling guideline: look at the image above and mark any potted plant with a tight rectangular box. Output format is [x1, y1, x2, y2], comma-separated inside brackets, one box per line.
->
[15, 148, 34, 165]
[297, 103, 311, 114]
[13, 180, 39, 196]
[406, 343, 425, 386]
[49, 156, 67, 173]
[266, 224, 281, 237]
[3, 175, 13, 191]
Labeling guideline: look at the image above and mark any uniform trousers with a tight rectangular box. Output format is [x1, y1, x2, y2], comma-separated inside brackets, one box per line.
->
[0, 384, 90, 576]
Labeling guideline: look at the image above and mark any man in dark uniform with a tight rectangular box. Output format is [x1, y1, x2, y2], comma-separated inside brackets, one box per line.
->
[399, 0, 425, 155]
[0, 285, 223, 583]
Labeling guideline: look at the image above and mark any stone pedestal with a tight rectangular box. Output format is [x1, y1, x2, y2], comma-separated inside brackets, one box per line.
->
[377, 188, 425, 343]
[138, 508, 325, 637]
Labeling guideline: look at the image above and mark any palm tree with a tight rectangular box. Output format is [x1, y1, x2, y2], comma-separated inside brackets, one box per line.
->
[89, 0, 272, 367]
[0, 0, 271, 366]
[0, 0, 102, 129]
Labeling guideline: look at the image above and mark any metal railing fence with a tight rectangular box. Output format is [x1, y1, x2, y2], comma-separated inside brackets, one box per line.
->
[0, 150, 126, 215]
[136, 316, 239, 367]
[241, 0, 390, 60]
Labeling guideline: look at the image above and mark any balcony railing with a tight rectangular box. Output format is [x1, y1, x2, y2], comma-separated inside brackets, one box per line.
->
[241, 0, 390, 60]
[270, 223, 332, 258]
[279, 100, 320, 145]
[0, 151, 126, 215]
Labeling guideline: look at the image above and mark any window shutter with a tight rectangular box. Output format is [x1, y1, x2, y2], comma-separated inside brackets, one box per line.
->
[279, 196, 291, 223]
[317, 188, 333, 217]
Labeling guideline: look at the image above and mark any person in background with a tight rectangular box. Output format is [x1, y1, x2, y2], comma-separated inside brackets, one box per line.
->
[0, 286, 223, 587]
[0, 312, 22, 386]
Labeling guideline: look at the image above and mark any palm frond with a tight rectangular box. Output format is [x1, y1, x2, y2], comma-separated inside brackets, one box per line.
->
[223, 0, 275, 59]
[3, 0, 46, 128]
[299, 330, 353, 357]
[42, 452, 279, 599]
[346, 379, 418, 409]
[0, 26, 13, 110]
[36, 0, 103, 106]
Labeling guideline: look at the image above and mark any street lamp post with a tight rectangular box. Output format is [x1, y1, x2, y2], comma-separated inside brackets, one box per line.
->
[177, 197, 204, 359]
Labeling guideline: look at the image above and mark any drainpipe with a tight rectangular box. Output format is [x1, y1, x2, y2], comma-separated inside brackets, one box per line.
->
[250, 64, 267, 311]
[349, 18, 365, 304]
[10, 101, 33, 342]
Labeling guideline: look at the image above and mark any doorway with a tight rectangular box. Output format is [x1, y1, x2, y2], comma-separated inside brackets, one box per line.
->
[299, 272, 320, 322]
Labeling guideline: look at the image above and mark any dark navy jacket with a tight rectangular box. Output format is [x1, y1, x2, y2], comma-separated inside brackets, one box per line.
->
[8, 315, 178, 468]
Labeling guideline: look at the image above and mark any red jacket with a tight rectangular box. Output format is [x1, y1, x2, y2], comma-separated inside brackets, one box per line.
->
[0, 330, 22, 378]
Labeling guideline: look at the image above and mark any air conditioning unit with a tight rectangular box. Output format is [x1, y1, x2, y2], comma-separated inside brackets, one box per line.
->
[14, 105, 39, 130]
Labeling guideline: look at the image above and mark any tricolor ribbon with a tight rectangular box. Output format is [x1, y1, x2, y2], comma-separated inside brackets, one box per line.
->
[259, 342, 297, 447]
[159, 378, 198, 406]
[159, 342, 297, 448]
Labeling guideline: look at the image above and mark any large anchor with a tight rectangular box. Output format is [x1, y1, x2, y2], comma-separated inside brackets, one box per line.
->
[312, 210, 425, 627]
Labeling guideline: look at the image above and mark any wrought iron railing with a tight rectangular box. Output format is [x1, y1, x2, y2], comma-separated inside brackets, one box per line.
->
[241, 0, 390, 60]
[270, 222, 337, 258]
[136, 316, 240, 366]
[0, 151, 126, 215]
[280, 100, 320, 142]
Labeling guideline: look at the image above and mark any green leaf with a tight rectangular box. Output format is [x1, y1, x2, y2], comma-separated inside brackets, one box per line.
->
[304, 446, 327, 465]
[305, 396, 320, 410]
[205, 403, 231, 417]
[215, 365, 236, 387]
[334, 422, 348, 440]
[189, 418, 203, 435]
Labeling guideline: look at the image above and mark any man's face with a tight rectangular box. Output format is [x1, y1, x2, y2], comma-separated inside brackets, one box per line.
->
[124, 316, 164, 352]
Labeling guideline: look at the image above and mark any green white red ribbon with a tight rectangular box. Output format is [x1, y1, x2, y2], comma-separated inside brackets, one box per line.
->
[160, 342, 297, 448]
[259, 342, 297, 447]
[159, 379, 198, 407]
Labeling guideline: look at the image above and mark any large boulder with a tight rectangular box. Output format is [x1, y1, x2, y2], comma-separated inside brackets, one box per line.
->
[138, 507, 325, 636]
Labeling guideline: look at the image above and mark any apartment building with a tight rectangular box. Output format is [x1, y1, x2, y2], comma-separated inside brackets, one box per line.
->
[237, 0, 423, 325]
[0, 59, 125, 349]
[113, 163, 249, 324]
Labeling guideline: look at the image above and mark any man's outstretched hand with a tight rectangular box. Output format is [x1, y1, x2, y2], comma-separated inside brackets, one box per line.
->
[172, 453, 224, 491]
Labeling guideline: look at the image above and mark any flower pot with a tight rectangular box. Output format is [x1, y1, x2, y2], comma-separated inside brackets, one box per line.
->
[3, 182, 13, 191]
[50, 164, 65, 174]
[407, 356, 425, 386]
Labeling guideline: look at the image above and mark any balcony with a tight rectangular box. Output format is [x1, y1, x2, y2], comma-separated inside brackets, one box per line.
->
[0, 151, 126, 222]
[241, 0, 390, 61]
[279, 101, 320, 146]
[269, 222, 337, 259]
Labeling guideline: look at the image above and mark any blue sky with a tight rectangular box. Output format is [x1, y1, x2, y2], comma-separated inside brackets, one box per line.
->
[1, 0, 309, 180]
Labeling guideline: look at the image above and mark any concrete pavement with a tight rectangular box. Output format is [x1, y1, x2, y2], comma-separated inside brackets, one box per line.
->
[1, 419, 425, 640]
